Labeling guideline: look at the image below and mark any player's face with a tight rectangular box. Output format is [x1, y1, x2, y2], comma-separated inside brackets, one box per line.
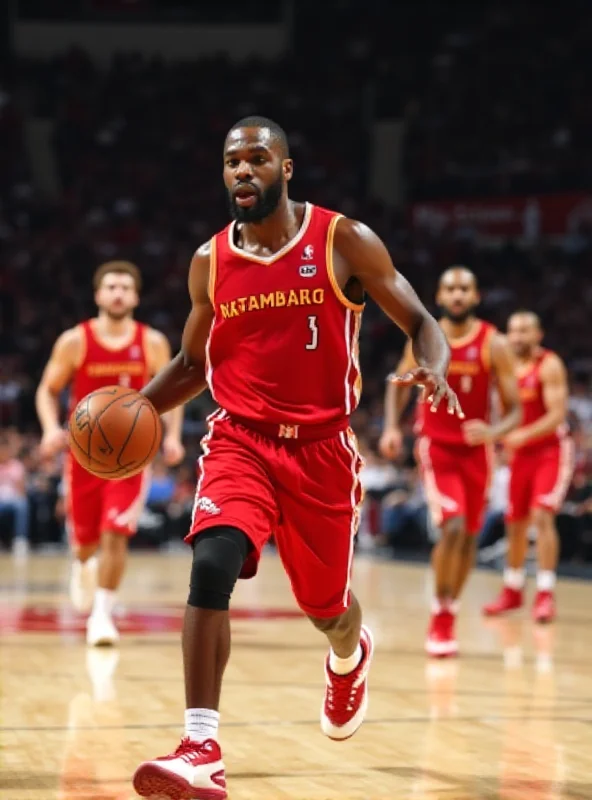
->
[436, 271, 480, 323]
[95, 273, 139, 320]
[223, 127, 292, 223]
[507, 315, 542, 358]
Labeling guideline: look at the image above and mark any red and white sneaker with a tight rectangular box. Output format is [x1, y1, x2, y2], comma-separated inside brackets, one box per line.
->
[532, 590, 556, 623]
[133, 737, 227, 800]
[482, 586, 524, 617]
[321, 625, 374, 741]
[425, 610, 458, 657]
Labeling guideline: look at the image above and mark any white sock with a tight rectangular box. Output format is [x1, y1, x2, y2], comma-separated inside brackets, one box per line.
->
[504, 567, 525, 590]
[536, 570, 556, 591]
[432, 598, 460, 615]
[185, 708, 220, 742]
[329, 644, 363, 675]
[92, 588, 116, 618]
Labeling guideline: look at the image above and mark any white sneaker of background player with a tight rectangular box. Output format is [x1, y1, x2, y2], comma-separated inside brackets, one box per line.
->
[87, 612, 120, 647]
[69, 556, 98, 613]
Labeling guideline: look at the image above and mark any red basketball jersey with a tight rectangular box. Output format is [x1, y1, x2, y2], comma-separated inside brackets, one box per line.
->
[416, 319, 496, 445]
[206, 203, 364, 427]
[517, 349, 565, 449]
[70, 320, 150, 412]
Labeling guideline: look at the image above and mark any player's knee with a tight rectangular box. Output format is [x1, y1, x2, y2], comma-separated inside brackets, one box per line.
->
[188, 527, 250, 611]
[532, 506, 554, 531]
[442, 516, 465, 541]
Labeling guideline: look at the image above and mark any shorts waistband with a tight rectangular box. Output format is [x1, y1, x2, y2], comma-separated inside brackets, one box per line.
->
[228, 414, 349, 442]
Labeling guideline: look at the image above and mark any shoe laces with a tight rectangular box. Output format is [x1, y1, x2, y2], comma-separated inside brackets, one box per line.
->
[160, 737, 215, 763]
[326, 663, 364, 712]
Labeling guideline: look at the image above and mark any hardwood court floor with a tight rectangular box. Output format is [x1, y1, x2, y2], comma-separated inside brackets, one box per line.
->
[1, 551, 591, 799]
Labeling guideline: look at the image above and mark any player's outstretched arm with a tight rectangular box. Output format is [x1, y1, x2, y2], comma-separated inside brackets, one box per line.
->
[334, 218, 462, 417]
[505, 352, 567, 450]
[141, 244, 214, 415]
[36, 327, 80, 457]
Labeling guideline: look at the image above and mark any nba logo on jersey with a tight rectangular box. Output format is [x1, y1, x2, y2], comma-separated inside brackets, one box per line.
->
[129, 345, 142, 360]
[299, 264, 317, 277]
[302, 244, 314, 260]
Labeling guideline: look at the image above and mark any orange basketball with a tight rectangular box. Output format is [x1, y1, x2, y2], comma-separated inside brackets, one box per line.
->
[68, 385, 162, 480]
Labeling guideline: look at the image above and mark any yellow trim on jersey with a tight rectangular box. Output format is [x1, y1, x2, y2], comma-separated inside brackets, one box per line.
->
[326, 215, 365, 312]
[208, 236, 217, 304]
[480, 325, 495, 372]
[447, 318, 482, 349]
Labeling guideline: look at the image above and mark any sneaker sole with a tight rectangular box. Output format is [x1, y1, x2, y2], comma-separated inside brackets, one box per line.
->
[133, 763, 227, 800]
[321, 625, 374, 741]
[482, 605, 523, 617]
[425, 640, 458, 658]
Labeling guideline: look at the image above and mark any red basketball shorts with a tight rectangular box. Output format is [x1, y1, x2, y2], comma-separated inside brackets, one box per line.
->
[65, 455, 149, 546]
[187, 410, 364, 619]
[416, 437, 492, 535]
[506, 438, 575, 522]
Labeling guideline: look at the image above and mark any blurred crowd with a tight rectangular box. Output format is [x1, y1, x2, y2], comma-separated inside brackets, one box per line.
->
[1, 0, 592, 558]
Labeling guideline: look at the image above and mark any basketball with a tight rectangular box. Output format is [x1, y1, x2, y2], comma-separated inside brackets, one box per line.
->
[68, 385, 162, 480]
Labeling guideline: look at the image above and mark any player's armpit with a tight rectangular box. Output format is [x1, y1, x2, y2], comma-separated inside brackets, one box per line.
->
[141, 244, 213, 415]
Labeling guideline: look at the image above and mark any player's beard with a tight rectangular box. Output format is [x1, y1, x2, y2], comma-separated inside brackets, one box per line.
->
[103, 307, 132, 322]
[439, 304, 477, 324]
[227, 173, 283, 223]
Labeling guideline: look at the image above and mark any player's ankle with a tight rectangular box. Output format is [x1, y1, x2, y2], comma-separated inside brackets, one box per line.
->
[92, 587, 117, 617]
[432, 597, 459, 615]
[184, 708, 220, 742]
[536, 570, 556, 591]
[503, 567, 525, 590]
[329, 643, 363, 675]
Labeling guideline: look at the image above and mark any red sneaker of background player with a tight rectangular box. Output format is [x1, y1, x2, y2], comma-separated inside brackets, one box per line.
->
[133, 737, 227, 800]
[532, 590, 556, 623]
[482, 586, 524, 617]
[321, 625, 374, 740]
[425, 609, 458, 657]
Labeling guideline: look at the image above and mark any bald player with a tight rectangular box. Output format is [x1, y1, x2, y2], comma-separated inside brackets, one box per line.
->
[380, 267, 522, 656]
[483, 311, 573, 623]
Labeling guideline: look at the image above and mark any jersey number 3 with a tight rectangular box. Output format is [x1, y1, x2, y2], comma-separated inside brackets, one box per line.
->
[306, 315, 319, 351]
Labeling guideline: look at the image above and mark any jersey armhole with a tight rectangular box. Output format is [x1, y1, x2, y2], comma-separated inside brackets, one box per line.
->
[73, 323, 88, 370]
[326, 215, 365, 312]
[208, 237, 217, 304]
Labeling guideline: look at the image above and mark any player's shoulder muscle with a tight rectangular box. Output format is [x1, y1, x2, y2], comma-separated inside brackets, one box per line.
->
[189, 240, 214, 305]
[52, 326, 84, 366]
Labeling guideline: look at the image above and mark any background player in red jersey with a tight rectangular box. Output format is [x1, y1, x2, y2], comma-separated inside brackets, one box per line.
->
[483, 311, 574, 623]
[131, 116, 461, 800]
[380, 267, 522, 657]
[36, 261, 184, 646]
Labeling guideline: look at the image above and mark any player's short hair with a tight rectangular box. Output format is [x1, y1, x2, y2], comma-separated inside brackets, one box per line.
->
[509, 309, 542, 329]
[227, 116, 289, 158]
[439, 265, 479, 289]
[93, 261, 142, 292]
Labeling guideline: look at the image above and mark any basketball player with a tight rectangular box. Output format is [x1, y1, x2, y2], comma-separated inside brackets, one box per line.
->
[380, 268, 522, 657]
[36, 261, 185, 646]
[131, 116, 461, 800]
[483, 311, 573, 622]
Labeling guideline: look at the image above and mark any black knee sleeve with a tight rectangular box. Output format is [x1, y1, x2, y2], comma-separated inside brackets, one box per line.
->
[188, 526, 250, 610]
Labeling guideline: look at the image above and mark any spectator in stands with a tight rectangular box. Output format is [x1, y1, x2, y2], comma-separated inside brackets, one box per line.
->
[0, 432, 29, 556]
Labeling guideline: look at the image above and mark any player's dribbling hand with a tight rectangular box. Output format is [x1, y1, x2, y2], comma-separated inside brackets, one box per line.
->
[379, 427, 404, 460]
[162, 435, 185, 467]
[390, 368, 464, 418]
[462, 419, 494, 445]
[39, 427, 69, 459]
